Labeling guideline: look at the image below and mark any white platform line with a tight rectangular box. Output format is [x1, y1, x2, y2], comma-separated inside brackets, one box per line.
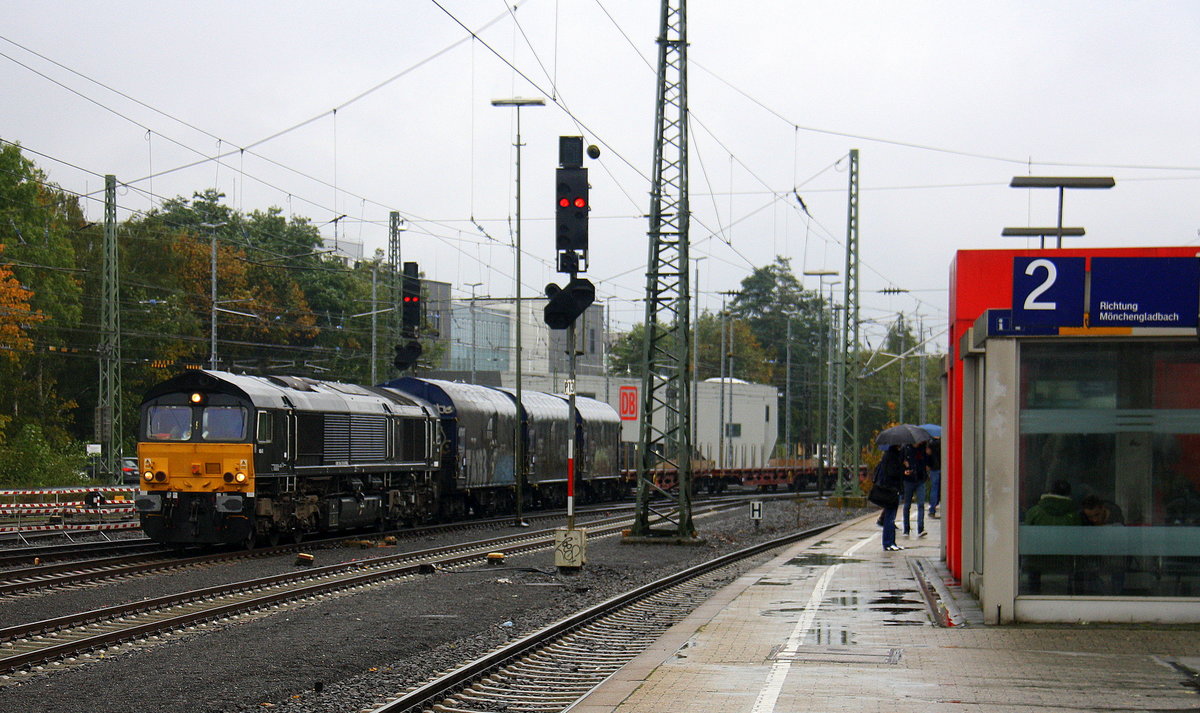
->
[750, 536, 873, 713]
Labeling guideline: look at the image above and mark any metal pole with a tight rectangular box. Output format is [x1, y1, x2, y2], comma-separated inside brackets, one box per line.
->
[370, 262, 378, 384]
[1056, 185, 1065, 249]
[491, 98, 543, 527]
[898, 314, 905, 423]
[718, 295, 727, 471]
[514, 105, 526, 527]
[466, 283, 482, 384]
[918, 317, 927, 425]
[210, 225, 218, 369]
[567, 319, 578, 530]
[824, 284, 840, 496]
[692, 259, 703, 452]
[785, 317, 792, 461]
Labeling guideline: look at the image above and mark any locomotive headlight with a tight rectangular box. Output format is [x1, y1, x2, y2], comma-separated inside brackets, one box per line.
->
[190, 392, 204, 404]
[234, 472, 247, 483]
[143, 471, 154, 482]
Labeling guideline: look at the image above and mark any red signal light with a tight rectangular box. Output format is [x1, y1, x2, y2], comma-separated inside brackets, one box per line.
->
[573, 197, 587, 208]
[559, 198, 570, 208]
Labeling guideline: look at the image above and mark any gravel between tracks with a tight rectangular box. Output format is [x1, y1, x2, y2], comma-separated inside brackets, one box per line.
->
[0, 499, 869, 713]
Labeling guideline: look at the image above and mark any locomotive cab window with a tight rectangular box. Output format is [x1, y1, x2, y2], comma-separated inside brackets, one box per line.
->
[147, 405, 193, 441]
[256, 411, 272, 444]
[202, 406, 248, 441]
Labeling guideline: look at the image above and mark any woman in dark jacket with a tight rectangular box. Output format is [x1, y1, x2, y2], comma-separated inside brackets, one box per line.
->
[876, 445, 907, 551]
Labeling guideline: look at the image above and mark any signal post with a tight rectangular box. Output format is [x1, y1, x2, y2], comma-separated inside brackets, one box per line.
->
[546, 136, 596, 572]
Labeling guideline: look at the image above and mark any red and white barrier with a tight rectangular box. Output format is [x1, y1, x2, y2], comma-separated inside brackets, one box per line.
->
[0, 521, 141, 534]
[0, 505, 134, 515]
[0, 486, 141, 537]
[0, 486, 138, 497]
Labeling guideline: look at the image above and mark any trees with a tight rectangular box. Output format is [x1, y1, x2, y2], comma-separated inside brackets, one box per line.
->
[0, 142, 89, 484]
[728, 257, 829, 449]
[0, 142, 85, 450]
[607, 312, 772, 384]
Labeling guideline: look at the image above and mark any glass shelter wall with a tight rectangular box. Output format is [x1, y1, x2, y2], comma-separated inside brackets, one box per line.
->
[1018, 342, 1200, 597]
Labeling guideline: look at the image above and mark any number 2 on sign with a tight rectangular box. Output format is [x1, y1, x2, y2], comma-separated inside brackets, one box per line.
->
[1023, 258, 1057, 311]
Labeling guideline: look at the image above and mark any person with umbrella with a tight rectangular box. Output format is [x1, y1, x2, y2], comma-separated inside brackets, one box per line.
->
[874, 425, 932, 550]
[874, 444, 908, 551]
[919, 424, 942, 518]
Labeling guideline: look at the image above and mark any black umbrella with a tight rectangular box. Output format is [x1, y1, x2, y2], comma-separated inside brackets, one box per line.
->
[875, 424, 932, 447]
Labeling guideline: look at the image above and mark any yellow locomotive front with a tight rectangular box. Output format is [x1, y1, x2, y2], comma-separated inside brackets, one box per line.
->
[136, 386, 257, 547]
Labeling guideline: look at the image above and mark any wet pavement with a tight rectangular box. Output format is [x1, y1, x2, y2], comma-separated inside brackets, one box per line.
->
[566, 510, 1200, 713]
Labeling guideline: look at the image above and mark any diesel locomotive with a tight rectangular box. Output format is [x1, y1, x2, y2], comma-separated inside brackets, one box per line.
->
[133, 370, 622, 547]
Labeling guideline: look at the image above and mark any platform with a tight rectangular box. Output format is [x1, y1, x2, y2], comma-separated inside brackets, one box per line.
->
[567, 512, 1200, 713]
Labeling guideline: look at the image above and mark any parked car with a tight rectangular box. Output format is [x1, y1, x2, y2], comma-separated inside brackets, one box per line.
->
[121, 457, 139, 484]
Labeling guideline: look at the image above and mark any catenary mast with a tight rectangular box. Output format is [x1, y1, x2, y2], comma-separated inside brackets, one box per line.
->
[631, 0, 693, 539]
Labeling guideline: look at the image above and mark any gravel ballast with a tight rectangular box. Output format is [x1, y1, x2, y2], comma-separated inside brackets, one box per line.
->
[0, 498, 868, 713]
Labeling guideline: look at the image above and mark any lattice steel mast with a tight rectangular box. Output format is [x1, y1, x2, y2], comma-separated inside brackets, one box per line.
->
[388, 210, 402, 371]
[835, 149, 861, 495]
[98, 175, 122, 481]
[631, 0, 693, 538]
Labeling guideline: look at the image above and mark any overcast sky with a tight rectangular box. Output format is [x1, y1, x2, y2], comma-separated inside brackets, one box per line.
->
[3, 1, 1199, 349]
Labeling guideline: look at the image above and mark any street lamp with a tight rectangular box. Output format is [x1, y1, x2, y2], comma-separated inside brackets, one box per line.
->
[804, 270, 839, 496]
[200, 221, 227, 370]
[1004, 176, 1115, 248]
[492, 96, 544, 527]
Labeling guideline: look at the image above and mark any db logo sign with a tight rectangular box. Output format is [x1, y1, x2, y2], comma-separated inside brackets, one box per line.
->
[618, 385, 638, 421]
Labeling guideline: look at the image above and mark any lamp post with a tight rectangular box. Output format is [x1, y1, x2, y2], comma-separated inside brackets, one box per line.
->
[1004, 176, 1114, 248]
[492, 97, 544, 527]
[804, 270, 839, 494]
[200, 221, 227, 370]
[691, 256, 706, 454]
[465, 282, 483, 384]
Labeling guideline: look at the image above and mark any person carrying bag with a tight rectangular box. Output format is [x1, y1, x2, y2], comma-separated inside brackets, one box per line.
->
[870, 445, 906, 550]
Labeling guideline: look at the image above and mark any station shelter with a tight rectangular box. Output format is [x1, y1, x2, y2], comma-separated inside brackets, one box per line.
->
[947, 248, 1200, 624]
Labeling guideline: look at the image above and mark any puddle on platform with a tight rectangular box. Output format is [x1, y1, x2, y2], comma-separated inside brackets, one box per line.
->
[809, 625, 856, 645]
[784, 554, 867, 567]
[824, 594, 861, 607]
[869, 606, 926, 616]
[870, 594, 922, 606]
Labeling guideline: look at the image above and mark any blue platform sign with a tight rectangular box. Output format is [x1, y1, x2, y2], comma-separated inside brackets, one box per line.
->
[1012, 257, 1086, 328]
[1089, 257, 1200, 328]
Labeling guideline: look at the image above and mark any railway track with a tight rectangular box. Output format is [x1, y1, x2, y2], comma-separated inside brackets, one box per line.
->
[0, 538, 162, 569]
[0, 492, 780, 596]
[0, 498, 767, 678]
[364, 520, 840, 713]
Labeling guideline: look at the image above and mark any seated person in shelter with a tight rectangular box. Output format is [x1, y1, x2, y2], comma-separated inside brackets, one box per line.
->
[1080, 494, 1123, 526]
[1023, 480, 1079, 594]
[1078, 494, 1126, 594]
[1026, 480, 1080, 526]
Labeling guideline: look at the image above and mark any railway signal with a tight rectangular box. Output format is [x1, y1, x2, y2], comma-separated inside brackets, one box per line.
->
[401, 261, 421, 337]
[543, 277, 595, 330]
[392, 340, 422, 371]
[555, 167, 588, 252]
[555, 136, 593, 274]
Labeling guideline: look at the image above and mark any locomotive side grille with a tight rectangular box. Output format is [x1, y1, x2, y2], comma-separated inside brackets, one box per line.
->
[324, 415, 351, 463]
[351, 415, 387, 462]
